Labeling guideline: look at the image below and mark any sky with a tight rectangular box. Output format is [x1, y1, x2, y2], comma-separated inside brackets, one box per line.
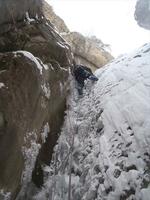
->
[46, 0, 150, 57]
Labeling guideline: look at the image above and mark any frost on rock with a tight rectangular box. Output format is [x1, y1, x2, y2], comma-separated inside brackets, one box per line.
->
[35, 43, 150, 200]
[0, 190, 11, 200]
[17, 131, 41, 199]
[25, 12, 35, 23]
[59, 81, 65, 96]
[45, 21, 70, 52]
[41, 83, 51, 99]
[41, 123, 50, 143]
[43, 64, 49, 70]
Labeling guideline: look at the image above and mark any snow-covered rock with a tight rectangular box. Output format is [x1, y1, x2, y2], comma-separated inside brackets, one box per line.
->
[35, 43, 150, 200]
[0, 0, 43, 27]
[0, 16, 71, 198]
[134, 0, 150, 30]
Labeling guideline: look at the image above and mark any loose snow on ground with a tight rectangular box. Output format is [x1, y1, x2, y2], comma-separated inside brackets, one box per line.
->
[34, 43, 150, 200]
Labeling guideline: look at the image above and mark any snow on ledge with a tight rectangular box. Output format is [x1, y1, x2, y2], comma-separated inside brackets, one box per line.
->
[14, 51, 43, 75]
[25, 12, 35, 23]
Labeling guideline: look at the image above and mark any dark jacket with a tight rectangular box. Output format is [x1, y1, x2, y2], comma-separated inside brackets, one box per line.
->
[73, 65, 98, 85]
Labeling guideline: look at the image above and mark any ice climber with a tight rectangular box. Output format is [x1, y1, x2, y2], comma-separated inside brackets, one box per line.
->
[73, 64, 98, 95]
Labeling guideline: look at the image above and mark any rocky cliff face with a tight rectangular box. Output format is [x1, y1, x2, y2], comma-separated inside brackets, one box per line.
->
[0, 0, 43, 26]
[134, 0, 150, 30]
[63, 32, 113, 71]
[43, 1, 69, 33]
[0, 1, 73, 199]
[0, 0, 113, 199]
[43, 1, 113, 71]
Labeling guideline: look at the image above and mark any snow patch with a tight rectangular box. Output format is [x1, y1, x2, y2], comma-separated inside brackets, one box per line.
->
[0, 190, 11, 200]
[17, 131, 41, 198]
[141, 187, 150, 200]
[0, 83, 5, 89]
[43, 64, 49, 70]
[56, 41, 66, 49]
[25, 12, 35, 23]
[41, 83, 51, 99]
[41, 123, 50, 143]
[59, 81, 64, 95]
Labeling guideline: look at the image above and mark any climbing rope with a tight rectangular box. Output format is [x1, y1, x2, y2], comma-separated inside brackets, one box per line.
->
[67, 80, 78, 200]
[50, 78, 78, 200]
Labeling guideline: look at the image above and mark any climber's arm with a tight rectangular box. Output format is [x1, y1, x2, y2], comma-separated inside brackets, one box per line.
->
[88, 75, 98, 81]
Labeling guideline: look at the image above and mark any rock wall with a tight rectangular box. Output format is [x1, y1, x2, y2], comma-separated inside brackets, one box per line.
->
[0, 0, 43, 26]
[43, 1, 113, 71]
[63, 32, 113, 71]
[134, 0, 150, 30]
[43, 1, 69, 33]
[0, 1, 73, 198]
[0, 0, 112, 198]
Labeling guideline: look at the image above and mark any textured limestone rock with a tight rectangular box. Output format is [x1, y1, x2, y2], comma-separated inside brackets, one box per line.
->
[42, 1, 113, 71]
[0, 20, 71, 66]
[0, 0, 73, 198]
[0, 16, 72, 200]
[43, 1, 69, 33]
[0, 52, 46, 198]
[134, 0, 150, 30]
[63, 32, 113, 71]
[0, 0, 43, 26]
[0, 0, 112, 198]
